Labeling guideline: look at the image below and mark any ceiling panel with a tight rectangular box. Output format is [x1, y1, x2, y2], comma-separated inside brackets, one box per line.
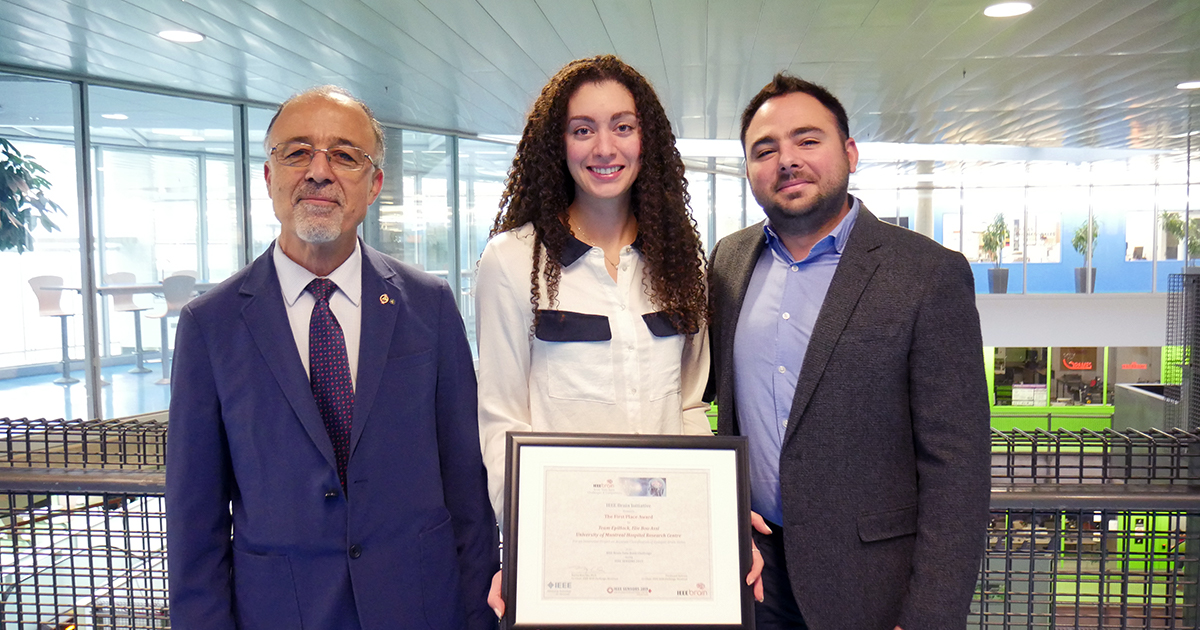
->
[532, 0, 612, 60]
[0, 0, 1194, 152]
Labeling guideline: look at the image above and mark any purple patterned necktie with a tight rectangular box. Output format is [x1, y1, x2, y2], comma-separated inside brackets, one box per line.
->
[307, 278, 353, 489]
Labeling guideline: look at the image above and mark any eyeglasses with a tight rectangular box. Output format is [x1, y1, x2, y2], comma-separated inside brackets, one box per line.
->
[270, 141, 376, 171]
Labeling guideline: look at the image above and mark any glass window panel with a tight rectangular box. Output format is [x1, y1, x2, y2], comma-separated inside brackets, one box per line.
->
[713, 174, 745, 242]
[1025, 186, 1075, 294]
[374, 129, 453, 278]
[0, 73, 87, 421]
[205, 157, 239, 280]
[932, 187, 961, 250]
[1094, 185, 1152, 292]
[248, 106, 275, 257]
[686, 170, 712, 252]
[993, 347, 1048, 406]
[459, 138, 516, 355]
[89, 85, 238, 417]
[1156, 185, 1190, 291]
[890, 188, 918, 232]
[96, 149, 200, 279]
[964, 186, 1022, 294]
[1051, 347, 1105, 405]
[1125, 210, 1154, 261]
[1107, 347, 1160, 387]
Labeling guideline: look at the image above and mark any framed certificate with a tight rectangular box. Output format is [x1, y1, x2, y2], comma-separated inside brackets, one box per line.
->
[501, 433, 753, 629]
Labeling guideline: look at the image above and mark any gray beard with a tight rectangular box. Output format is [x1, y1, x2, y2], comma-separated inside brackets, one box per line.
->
[293, 205, 342, 244]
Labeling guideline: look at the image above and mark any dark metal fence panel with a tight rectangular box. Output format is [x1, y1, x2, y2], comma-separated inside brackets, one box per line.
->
[1, 490, 168, 629]
[3, 420, 1200, 629]
[2, 413, 167, 470]
[991, 427, 1200, 486]
[2, 416, 168, 629]
[980, 428, 1200, 630]
[973, 508, 1194, 630]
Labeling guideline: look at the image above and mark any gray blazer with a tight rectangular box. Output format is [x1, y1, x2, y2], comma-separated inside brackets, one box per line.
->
[709, 205, 990, 630]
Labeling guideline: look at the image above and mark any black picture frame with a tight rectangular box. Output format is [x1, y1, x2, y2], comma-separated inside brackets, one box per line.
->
[501, 432, 753, 629]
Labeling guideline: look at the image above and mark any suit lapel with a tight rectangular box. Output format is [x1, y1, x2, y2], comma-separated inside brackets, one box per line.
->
[716, 224, 767, 436]
[719, 224, 768, 365]
[348, 245, 399, 457]
[783, 206, 885, 446]
[239, 245, 339, 473]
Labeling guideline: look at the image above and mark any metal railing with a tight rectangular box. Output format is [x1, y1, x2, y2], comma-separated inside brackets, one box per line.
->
[2, 414, 167, 630]
[2, 418, 1198, 629]
[978, 427, 1200, 629]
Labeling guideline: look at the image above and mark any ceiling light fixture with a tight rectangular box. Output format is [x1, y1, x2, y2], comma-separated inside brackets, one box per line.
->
[158, 29, 204, 43]
[179, 135, 205, 142]
[1178, 81, 1200, 90]
[984, 2, 1032, 17]
[101, 113, 128, 120]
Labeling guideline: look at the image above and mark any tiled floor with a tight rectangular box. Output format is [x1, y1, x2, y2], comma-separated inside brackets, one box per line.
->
[0, 364, 171, 421]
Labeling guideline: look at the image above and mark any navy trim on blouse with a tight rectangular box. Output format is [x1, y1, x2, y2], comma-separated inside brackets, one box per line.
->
[535, 310, 612, 342]
[642, 312, 682, 338]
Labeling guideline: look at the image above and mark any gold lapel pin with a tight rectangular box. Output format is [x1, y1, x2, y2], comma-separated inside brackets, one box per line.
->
[379, 293, 389, 305]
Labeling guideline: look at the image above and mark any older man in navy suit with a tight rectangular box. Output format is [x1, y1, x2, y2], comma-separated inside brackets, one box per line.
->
[166, 86, 498, 630]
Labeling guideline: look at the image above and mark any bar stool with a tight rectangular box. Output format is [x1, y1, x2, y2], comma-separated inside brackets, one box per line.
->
[105, 272, 153, 374]
[28, 275, 78, 384]
[148, 273, 196, 385]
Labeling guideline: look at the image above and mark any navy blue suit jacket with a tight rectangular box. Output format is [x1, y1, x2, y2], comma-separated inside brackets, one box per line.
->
[166, 242, 498, 630]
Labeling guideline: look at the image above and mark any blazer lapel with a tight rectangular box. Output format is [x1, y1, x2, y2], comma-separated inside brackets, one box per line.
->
[719, 224, 768, 359]
[348, 245, 399, 457]
[783, 206, 884, 446]
[239, 245, 339, 473]
[715, 224, 767, 436]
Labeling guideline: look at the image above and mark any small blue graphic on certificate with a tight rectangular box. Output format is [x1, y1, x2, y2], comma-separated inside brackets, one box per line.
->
[620, 477, 666, 497]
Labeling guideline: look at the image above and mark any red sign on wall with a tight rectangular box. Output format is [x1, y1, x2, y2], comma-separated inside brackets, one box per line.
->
[1121, 362, 1148, 370]
[1061, 347, 1097, 371]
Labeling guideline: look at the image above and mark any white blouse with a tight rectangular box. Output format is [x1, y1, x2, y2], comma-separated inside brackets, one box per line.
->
[475, 222, 712, 520]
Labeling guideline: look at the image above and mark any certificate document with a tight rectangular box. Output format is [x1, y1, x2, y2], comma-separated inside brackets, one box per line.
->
[503, 434, 752, 628]
[541, 467, 713, 601]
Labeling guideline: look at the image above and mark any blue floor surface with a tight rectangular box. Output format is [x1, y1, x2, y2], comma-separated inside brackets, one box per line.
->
[0, 364, 172, 421]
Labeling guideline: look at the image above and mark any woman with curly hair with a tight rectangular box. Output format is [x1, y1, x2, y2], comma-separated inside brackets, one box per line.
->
[475, 55, 712, 523]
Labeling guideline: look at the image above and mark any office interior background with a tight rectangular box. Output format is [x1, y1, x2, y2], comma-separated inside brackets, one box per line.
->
[0, 0, 1196, 426]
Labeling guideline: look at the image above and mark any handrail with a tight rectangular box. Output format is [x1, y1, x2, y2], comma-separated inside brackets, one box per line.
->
[0, 467, 165, 493]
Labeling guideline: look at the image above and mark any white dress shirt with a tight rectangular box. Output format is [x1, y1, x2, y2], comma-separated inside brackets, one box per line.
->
[273, 240, 363, 391]
[475, 222, 712, 519]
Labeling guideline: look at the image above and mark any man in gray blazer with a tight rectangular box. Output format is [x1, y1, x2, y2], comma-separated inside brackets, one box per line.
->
[708, 73, 990, 630]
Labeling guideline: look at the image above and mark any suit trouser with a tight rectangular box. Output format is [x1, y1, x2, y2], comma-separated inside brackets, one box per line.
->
[753, 520, 809, 630]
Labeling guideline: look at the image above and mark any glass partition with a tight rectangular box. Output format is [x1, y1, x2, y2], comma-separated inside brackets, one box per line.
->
[88, 86, 241, 416]
[2, 67, 1196, 424]
[993, 347, 1048, 406]
[686, 169, 713, 252]
[458, 138, 515, 354]
[713, 173, 745, 243]
[373, 129, 453, 278]
[0, 74, 85, 420]
[1051, 347, 1105, 405]
[247, 106, 275, 258]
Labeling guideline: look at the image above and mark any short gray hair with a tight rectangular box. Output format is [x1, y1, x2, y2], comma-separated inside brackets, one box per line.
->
[264, 85, 386, 168]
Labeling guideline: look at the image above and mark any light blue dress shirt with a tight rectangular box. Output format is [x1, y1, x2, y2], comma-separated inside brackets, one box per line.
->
[732, 197, 860, 525]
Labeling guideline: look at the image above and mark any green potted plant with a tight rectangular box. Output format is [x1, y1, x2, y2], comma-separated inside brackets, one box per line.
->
[980, 213, 1010, 293]
[1161, 211, 1200, 260]
[1, 137, 64, 253]
[1071, 218, 1099, 293]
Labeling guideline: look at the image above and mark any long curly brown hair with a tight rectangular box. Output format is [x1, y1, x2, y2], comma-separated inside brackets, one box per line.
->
[492, 55, 706, 335]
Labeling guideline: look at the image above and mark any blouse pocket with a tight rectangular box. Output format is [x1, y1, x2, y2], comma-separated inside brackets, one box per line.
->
[536, 310, 615, 404]
[643, 312, 683, 401]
